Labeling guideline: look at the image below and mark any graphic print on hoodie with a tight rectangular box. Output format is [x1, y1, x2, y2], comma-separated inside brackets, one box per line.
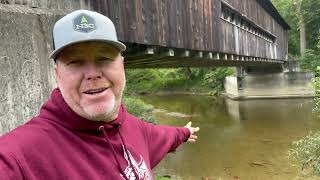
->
[0, 88, 190, 180]
[121, 145, 152, 180]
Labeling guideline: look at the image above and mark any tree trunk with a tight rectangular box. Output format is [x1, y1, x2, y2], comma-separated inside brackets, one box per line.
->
[184, 68, 192, 79]
[300, 16, 306, 55]
[297, 0, 307, 55]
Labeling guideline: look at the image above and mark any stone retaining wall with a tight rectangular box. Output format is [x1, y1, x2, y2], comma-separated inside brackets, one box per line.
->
[0, 3, 89, 134]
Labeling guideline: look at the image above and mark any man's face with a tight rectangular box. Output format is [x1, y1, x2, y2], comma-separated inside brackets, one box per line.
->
[55, 42, 125, 122]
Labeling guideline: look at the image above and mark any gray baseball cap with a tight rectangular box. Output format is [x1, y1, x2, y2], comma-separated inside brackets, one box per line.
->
[49, 9, 126, 59]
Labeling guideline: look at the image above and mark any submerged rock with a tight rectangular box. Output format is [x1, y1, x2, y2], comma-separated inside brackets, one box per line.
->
[165, 112, 199, 118]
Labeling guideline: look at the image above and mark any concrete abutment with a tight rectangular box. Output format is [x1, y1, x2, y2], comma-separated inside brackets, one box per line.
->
[224, 63, 315, 100]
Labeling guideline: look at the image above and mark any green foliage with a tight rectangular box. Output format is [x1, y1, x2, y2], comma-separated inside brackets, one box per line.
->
[125, 69, 164, 94]
[289, 132, 320, 175]
[288, 68, 320, 176]
[299, 49, 320, 71]
[272, 0, 300, 55]
[123, 96, 156, 124]
[202, 68, 234, 94]
[155, 176, 171, 180]
[300, 0, 320, 50]
[272, 0, 320, 55]
[125, 67, 234, 95]
[311, 67, 320, 114]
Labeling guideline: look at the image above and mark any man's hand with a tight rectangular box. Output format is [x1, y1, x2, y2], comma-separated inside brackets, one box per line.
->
[184, 121, 200, 143]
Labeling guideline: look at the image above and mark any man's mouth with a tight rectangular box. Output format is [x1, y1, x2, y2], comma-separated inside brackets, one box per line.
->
[83, 88, 108, 95]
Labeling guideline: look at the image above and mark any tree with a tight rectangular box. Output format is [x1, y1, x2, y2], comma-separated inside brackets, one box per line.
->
[293, 0, 307, 54]
[272, 0, 320, 56]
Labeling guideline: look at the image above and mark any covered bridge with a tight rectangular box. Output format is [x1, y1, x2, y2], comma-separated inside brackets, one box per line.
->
[90, 0, 290, 68]
[1, 0, 290, 69]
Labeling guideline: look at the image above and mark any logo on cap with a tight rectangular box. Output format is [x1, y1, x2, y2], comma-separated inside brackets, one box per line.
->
[73, 13, 96, 33]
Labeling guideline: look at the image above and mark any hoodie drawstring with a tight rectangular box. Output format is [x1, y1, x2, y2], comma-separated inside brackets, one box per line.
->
[99, 126, 129, 180]
[99, 126, 139, 180]
[118, 130, 140, 179]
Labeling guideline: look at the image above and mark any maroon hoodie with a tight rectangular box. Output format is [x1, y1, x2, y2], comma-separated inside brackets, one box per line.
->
[0, 88, 190, 180]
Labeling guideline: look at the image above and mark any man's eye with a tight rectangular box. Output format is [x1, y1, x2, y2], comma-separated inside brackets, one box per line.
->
[98, 58, 112, 63]
[67, 61, 81, 65]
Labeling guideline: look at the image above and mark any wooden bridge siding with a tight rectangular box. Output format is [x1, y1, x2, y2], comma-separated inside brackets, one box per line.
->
[223, 0, 288, 60]
[94, 0, 145, 44]
[2, 0, 288, 60]
[225, 0, 268, 31]
[90, 0, 221, 52]
[220, 19, 267, 58]
[81, 0, 288, 61]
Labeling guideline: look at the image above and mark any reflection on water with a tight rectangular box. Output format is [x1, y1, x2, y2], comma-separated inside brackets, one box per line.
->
[140, 95, 320, 179]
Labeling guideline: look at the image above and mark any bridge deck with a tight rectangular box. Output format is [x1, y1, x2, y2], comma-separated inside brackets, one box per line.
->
[123, 43, 284, 68]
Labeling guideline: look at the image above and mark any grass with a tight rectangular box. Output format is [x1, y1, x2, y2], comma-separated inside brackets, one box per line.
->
[155, 176, 171, 180]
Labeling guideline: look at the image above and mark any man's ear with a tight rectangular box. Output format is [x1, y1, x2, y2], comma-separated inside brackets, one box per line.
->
[120, 55, 124, 63]
[54, 61, 59, 79]
[53, 61, 61, 87]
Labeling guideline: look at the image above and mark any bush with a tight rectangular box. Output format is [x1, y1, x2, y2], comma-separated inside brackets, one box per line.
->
[123, 96, 156, 124]
[289, 132, 320, 175]
[125, 67, 235, 96]
[155, 176, 171, 180]
[202, 67, 234, 93]
[299, 49, 320, 72]
[125, 69, 164, 94]
[311, 67, 320, 114]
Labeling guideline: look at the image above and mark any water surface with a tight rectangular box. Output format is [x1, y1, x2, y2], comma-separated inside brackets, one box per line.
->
[140, 95, 320, 179]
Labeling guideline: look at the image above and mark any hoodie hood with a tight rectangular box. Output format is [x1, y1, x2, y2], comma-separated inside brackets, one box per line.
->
[39, 88, 126, 132]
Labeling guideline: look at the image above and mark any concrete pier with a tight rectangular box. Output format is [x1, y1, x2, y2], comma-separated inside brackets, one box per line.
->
[224, 65, 315, 100]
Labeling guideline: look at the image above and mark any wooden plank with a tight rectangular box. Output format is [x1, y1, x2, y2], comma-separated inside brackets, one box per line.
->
[194, 0, 204, 50]
[176, 0, 184, 48]
[240, 0, 246, 15]
[98, 0, 104, 13]
[245, 31, 249, 56]
[183, 0, 192, 49]
[212, 0, 221, 52]
[104, 0, 111, 16]
[122, 0, 137, 42]
[220, 21, 226, 53]
[230, 22, 235, 53]
[135, 0, 144, 43]
[167, 0, 178, 47]
[142, 0, 159, 45]
[253, 0, 258, 24]
[203, 0, 213, 50]
[190, 0, 197, 50]
[158, 0, 169, 46]
[256, 2, 261, 28]
[152, 0, 160, 45]
[90, 0, 99, 12]
[141, 0, 151, 44]
[109, 0, 121, 38]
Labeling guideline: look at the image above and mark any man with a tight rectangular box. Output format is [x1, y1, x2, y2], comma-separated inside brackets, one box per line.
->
[0, 10, 199, 179]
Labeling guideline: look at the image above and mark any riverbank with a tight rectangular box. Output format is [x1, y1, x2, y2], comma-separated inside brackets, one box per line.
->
[125, 67, 234, 96]
[130, 91, 216, 96]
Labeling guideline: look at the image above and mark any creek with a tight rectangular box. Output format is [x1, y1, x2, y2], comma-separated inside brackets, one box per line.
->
[140, 95, 320, 179]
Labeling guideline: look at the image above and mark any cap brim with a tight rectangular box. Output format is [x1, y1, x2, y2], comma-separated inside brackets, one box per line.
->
[49, 39, 126, 59]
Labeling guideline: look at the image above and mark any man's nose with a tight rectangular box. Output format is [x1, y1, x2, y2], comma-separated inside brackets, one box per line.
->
[84, 63, 102, 80]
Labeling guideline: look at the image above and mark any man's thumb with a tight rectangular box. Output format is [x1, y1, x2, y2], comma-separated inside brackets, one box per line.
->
[185, 121, 192, 127]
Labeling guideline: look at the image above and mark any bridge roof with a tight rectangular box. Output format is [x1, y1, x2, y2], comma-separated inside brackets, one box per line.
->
[257, 0, 291, 30]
